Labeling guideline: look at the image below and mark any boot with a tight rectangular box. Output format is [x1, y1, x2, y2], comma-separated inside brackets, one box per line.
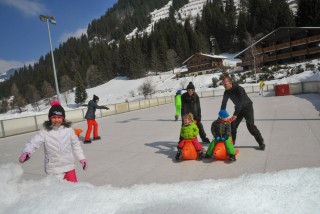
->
[229, 155, 236, 161]
[258, 140, 265, 150]
[83, 139, 92, 144]
[175, 148, 182, 160]
[198, 150, 204, 160]
[202, 137, 210, 144]
[93, 136, 101, 141]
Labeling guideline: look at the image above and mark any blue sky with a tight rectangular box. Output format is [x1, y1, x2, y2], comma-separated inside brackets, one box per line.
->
[0, 0, 117, 73]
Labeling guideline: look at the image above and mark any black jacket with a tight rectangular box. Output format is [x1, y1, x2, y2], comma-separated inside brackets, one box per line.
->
[181, 92, 202, 121]
[221, 83, 253, 116]
[84, 100, 107, 120]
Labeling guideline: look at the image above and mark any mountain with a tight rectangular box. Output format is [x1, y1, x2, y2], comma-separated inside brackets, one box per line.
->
[0, 68, 19, 82]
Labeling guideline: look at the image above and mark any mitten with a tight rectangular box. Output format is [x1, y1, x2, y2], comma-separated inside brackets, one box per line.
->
[216, 137, 221, 142]
[80, 159, 87, 170]
[104, 107, 110, 110]
[19, 152, 30, 163]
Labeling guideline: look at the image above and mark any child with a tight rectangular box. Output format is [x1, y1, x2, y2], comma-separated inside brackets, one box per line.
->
[174, 89, 182, 121]
[205, 109, 236, 161]
[19, 101, 87, 182]
[175, 113, 204, 160]
[84, 94, 109, 143]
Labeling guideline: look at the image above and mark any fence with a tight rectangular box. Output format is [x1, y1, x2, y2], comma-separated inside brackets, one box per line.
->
[1, 81, 319, 138]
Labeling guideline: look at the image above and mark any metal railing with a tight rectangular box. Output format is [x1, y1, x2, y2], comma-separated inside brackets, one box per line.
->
[1, 81, 319, 138]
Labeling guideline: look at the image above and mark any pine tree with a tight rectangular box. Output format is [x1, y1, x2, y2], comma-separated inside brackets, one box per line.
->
[74, 71, 87, 104]
[296, 0, 320, 27]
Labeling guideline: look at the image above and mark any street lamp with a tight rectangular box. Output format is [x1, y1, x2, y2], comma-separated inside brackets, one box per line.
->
[210, 36, 216, 55]
[39, 15, 61, 102]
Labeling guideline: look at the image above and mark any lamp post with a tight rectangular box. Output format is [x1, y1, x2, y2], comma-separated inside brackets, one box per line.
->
[39, 15, 61, 102]
[210, 36, 216, 55]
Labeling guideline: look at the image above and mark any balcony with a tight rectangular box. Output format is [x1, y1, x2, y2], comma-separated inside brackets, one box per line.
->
[307, 35, 320, 43]
[291, 38, 307, 46]
[292, 49, 307, 57]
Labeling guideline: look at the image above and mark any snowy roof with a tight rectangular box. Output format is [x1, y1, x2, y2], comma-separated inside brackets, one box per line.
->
[182, 53, 228, 65]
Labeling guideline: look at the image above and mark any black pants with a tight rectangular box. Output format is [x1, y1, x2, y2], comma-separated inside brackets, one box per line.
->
[196, 120, 207, 141]
[231, 104, 263, 145]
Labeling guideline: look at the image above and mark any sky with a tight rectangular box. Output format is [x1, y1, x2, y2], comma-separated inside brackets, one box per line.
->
[0, 0, 118, 73]
[1, 163, 320, 213]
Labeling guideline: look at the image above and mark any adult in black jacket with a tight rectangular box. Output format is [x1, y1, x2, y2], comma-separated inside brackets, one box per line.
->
[181, 82, 210, 143]
[221, 76, 265, 150]
[84, 95, 109, 144]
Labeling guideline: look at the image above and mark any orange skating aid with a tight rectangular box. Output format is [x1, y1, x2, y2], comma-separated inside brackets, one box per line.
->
[181, 140, 198, 160]
[213, 141, 239, 161]
[74, 128, 83, 137]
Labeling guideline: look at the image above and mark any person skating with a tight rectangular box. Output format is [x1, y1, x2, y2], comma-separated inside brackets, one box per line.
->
[221, 75, 265, 150]
[175, 113, 204, 160]
[19, 101, 87, 182]
[181, 82, 210, 143]
[84, 95, 109, 143]
[174, 89, 182, 121]
[205, 109, 236, 161]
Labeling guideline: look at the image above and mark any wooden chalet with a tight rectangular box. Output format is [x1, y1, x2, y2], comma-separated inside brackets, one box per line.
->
[235, 27, 320, 70]
[179, 53, 228, 77]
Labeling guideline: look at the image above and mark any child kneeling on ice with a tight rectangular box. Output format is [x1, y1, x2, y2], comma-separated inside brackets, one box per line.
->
[19, 101, 87, 182]
[205, 109, 236, 161]
[176, 113, 204, 160]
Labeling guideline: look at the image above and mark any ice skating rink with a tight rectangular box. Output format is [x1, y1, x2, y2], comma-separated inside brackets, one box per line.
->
[1, 93, 320, 187]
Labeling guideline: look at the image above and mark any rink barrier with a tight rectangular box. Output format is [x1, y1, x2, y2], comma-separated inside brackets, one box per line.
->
[0, 81, 319, 138]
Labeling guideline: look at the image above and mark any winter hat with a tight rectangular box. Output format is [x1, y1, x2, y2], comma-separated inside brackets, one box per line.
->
[186, 82, 195, 90]
[48, 100, 65, 119]
[177, 89, 182, 94]
[93, 94, 99, 101]
[218, 109, 229, 119]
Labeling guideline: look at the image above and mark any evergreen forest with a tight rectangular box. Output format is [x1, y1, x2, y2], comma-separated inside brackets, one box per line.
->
[0, 0, 319, 110]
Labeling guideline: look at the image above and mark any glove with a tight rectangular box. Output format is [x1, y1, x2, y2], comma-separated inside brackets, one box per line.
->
[230, 116, 237, 122]
[80, 159, 87, 170]
[215, 137, 221, 142]
[19, 152, 30, 163]
[221, 137, 225, 141]
[104, 107, 110, 110]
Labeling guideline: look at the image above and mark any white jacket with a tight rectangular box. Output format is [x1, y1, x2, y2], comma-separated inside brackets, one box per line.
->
[22, 126, 86, 175]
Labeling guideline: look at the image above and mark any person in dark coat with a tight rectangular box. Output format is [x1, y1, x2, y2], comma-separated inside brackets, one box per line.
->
[221, 75, 265, 150]
[84, 95, 109, 143]
[181, 82, 210, 143]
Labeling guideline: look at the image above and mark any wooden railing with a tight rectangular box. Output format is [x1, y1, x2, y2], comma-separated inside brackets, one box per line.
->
[307, 35, 320, 43]
[308, 46, 320, 54]
[292, 49, 307, 57]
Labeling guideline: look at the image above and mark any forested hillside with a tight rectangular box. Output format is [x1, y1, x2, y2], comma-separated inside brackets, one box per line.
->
[0, 0, 319, 113]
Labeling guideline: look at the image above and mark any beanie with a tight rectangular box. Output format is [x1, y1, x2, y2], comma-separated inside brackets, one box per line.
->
[93, 94, 99, 101]
[177, 89, 182, 94]
[48, 101, 65, 119]
[186, 82, 195, 90]
[218, 109, 229, 119]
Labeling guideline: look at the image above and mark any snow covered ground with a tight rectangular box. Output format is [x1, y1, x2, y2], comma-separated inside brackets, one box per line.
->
[1, 164, 320, 214]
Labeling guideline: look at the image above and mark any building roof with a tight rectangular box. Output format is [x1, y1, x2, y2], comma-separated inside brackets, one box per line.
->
[234, 27, 320, 58]
[182, 53, 227, 65]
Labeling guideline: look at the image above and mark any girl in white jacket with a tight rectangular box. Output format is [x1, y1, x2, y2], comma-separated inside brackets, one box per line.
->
[19, 101, 87, 182]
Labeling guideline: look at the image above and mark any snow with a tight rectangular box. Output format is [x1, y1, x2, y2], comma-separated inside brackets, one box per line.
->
[1, 55, 320, 120]
[0, 163, 319, 213]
